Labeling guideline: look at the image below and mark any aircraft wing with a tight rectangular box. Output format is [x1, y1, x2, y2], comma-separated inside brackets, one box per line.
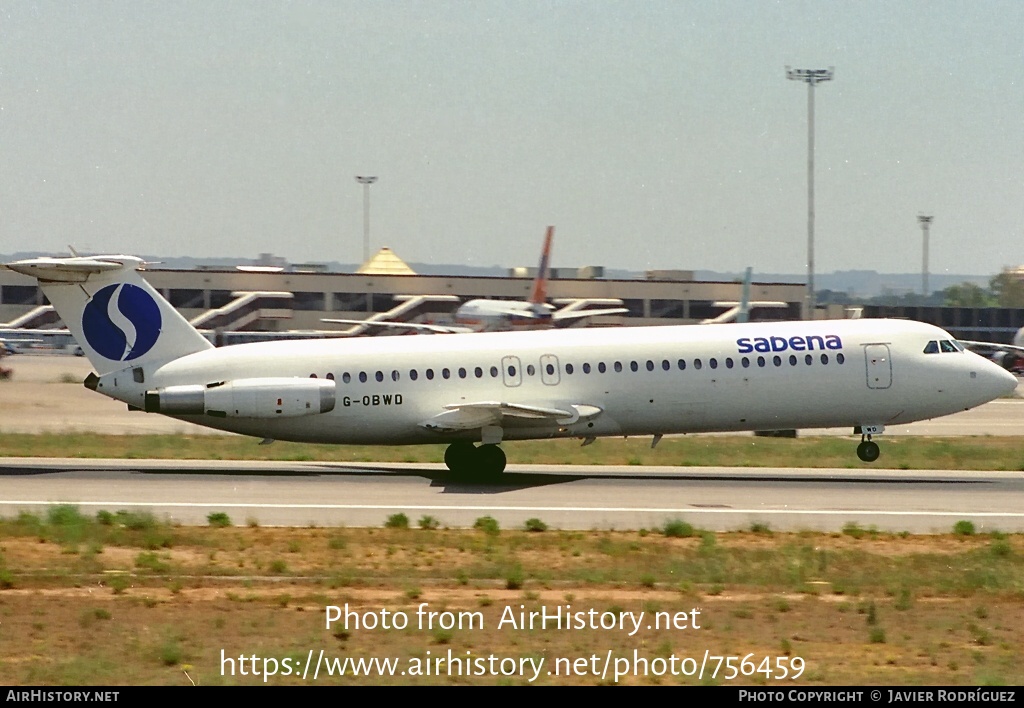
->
[958, 340, 1024, 372]
[320, 318, 474, 335]
[419, 401, 603, 432]
[552, 307, 629, 323]
[550, 298, 628, 324]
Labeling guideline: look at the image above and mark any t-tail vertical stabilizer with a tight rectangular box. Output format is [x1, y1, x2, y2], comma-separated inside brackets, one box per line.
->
[528, 225, 554, 310]
[4, 255, 213, 375]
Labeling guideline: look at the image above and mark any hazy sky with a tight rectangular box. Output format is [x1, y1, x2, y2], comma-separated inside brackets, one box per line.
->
[1, 1, 1021, 275]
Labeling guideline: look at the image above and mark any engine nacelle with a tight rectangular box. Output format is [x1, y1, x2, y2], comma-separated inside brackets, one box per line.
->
[145, 378, 336, 418]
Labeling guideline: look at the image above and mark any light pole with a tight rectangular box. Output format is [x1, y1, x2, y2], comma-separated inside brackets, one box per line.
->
[918, 214, 933, 300]
[355, 175, 378, 264]
[786, 66, 833, 319]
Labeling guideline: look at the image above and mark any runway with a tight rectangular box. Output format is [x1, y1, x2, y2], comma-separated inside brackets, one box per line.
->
[3, 458, 1024, 533]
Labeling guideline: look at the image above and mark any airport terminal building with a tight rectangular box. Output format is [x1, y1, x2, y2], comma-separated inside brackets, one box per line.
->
[0, 250, 805, 342]
[2, 249, 1022, 346]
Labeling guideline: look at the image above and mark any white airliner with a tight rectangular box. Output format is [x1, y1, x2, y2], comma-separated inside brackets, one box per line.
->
[5, 254, 1017, 474]
[323, 227, 628, 334]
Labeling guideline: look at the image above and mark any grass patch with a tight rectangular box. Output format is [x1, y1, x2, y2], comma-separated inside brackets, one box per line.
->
[3, 433, 1024, 471]
[384, 513, 409, 529]
[662, 519, 696, 538]
[207, 512, 232, 528]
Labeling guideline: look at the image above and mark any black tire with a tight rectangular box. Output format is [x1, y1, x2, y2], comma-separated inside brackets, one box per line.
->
[856, 440, 880, 462]
[444, 442, 476, 473]
[477, 444, 507, 476]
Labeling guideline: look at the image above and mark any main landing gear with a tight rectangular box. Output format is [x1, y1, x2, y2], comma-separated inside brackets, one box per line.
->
[444, 442, 507, 477]
[855, 424, 884, 462]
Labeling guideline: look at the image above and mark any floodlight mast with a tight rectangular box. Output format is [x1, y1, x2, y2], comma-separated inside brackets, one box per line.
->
[786, 66, 833, 320]
[355, 176, 378, 265]
[918, 214, 933, 299]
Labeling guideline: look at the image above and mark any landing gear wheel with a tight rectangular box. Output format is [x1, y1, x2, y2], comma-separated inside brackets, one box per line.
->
[444, 442, 476, 474]
[856, 440, 880, 462]
[477, 444, 507, 476]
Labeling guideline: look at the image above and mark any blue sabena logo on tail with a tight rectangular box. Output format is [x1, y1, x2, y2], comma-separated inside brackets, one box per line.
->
[82, 283, 162, 361]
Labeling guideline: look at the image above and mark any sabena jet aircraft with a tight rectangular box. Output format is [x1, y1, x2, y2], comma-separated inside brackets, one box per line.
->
[5, 254, 1017, 475]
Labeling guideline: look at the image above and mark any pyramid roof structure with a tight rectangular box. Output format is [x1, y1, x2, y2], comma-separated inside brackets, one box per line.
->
[356, 247, 416, 275]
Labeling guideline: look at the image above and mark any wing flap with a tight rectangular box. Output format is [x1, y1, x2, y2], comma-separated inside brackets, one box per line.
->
[420, 401, 603, 432]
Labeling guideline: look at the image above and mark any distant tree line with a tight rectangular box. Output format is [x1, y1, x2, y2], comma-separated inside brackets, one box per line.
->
[816, 273, 1024, 309]
[943, 273, 1024, 308]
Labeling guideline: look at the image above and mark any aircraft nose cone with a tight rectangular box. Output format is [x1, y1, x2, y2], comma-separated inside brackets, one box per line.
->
[978, 360, 1020, 399]
[994, 366, 1019, 397]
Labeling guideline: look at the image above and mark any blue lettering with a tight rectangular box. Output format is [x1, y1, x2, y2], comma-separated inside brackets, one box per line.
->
[736, 334, 843, 354]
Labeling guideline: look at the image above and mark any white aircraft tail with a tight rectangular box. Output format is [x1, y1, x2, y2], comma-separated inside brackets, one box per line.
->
[4, 255, 213, 375]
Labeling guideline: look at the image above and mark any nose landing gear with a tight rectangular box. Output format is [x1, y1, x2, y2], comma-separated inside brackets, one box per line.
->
[854, 424, 884, 462]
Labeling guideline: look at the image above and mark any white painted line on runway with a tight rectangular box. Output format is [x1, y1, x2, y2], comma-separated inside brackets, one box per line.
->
[3, 500, 1024, 518]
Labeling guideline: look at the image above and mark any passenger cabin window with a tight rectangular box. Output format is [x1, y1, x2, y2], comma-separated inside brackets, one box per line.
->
[343, 372, 351, 383]
[565, 363, 574, 374]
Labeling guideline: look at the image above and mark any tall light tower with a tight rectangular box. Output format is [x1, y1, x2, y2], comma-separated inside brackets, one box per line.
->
[786, 66, 833, 319]
[355, 175, 378, 264]
[918, 214, 933, 300]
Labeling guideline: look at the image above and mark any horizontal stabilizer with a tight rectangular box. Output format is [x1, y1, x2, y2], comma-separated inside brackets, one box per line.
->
[5, 256, 145, 283]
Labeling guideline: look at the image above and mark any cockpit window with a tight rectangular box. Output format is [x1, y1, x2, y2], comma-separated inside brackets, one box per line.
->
[925, 339, 964, 354]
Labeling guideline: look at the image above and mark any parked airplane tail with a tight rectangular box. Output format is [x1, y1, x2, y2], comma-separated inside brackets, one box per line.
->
[528, 226, 554, 307]
[4, 255, 213, 375]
